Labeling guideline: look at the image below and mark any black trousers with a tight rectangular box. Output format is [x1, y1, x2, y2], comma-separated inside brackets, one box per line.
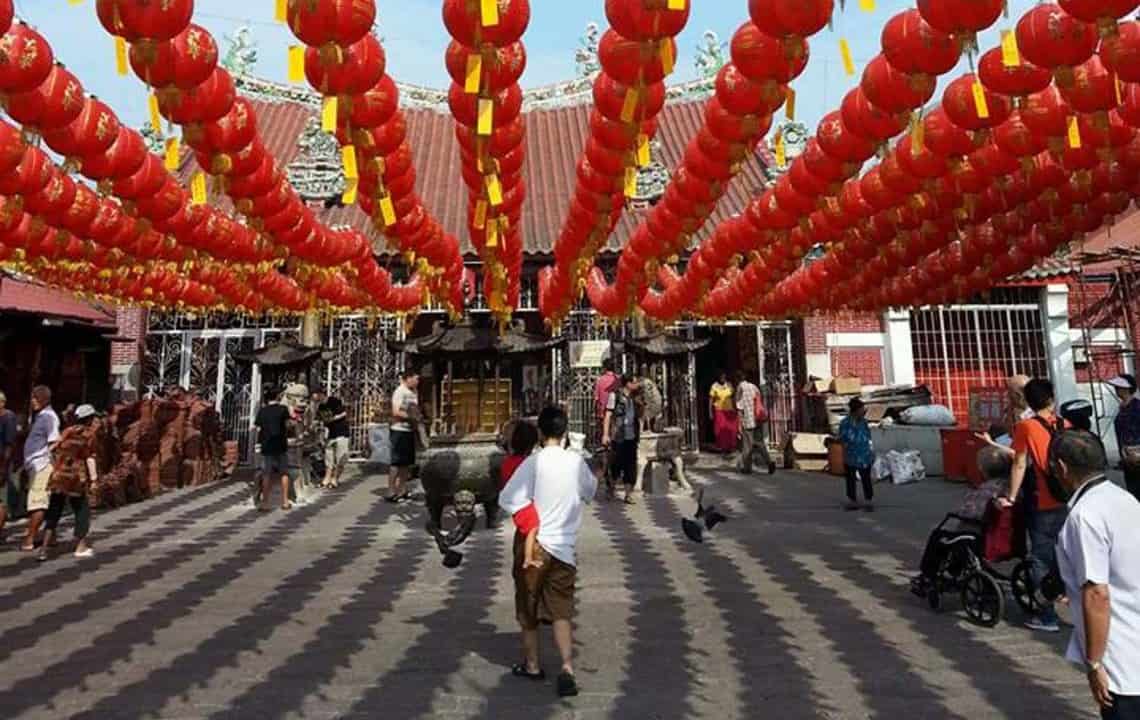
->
[845, 466, 873, 503]
[44, 493, 91, 540]
[1124, 463, 1140, 502]
[610, 439, 638, 489]
[1104, 694, 1140, 720]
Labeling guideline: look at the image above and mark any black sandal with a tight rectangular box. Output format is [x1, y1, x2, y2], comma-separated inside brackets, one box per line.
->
[557, 671, 579, 697]
[511, 663, 545, 681]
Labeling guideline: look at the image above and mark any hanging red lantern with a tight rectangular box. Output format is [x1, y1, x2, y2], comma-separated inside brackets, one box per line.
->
[443, 0, 530, 46]
[5, 63, 83, 131]
[895, 133, 948, 178]
[0, 23, 54, 93]
[923, 107, 977, 158]
[978, 47, 1052, 99]
[993, 110, 1047, 158]
[1100, 21, 1140, 83]
[860, 167, 903, 212]
[607, 0, 689, 41]
[970, 143, 1020, 179]
[598, 30, 676, 86]
[0, 119, 25, 177]
[731, 22, 809, 85]
[133, 177, 183, 223]
[1059, 55, 1117, 115]
[352, 115, 407, 157]
[0, 1, 11, 37]
[107, 0, 193, 43]
[861, 55, 936, 114]
[592, 75, 666, 124]
[448, 82, 524, 128]
[158, 68, 236, 125]
[59, 184, 99, 236]
[42, 96, 121, 161]
[1021, 85, 1072, 150]
[1058, 0, 1139, 35]
[23, 173, 76, 223]
[916, 0, 1004, 39]
[714, 64, 786, 117]
[748, 0, 833, 39]
[840, 88, 909, 142]
[881, 9, 961, 77]
[788, 155, 832, 196]
[345, 74, 399, 130]
[817, 110, 876, 163]
[196, 97, 259, 156]
[0, 146, 50, 197]
[79, 126, 147, 181]
[1077, 110, 1134, 151]
[112, 154, 166, 199]
[130, 24, 218, 92]
[304, 33, 385, 96]
[1016, 4, 1098, 83]
[879, 153, 923, 194]
[943, 73, 1011, 132]
[288, 0, 377, 49]
[445, 41, 526, 93]
[773, 174, 816, 216]
[802, 136, 854, 183]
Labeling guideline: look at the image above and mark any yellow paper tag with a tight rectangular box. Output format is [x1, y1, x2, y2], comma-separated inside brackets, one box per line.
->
[911, 113, 925, 153]
[341, 178, 358, 205]
[379, 195, 396, 227]
[620, 88, 639, 123]
[839, 38, 855, 77]
[485, 174, 503, 206]
[775, 131, 786, 168]
[114, 36, 129, 76]
[190, 171, 207, 205]
[660, 40, 675, 76]
[321, 97, 338, 133]
[163, 137, 180, 171]
[785, 87, 796, 121]
[624, 167, 638, 197]
[480, 0, 500, 27]
[275, 0, 287, 22]
[341, 145, 358, 179]
[636, 134, 650, 167]
[971, 80, 990, 120]
[465, 54, 482, 94]
[288, 46, 305, 84]
[1067, 115, 1081, 149]
[859, 0, 875, 12]
[1116, 73, 1124, 106]
[477, 98, 494, 136]
[667, 0, 686, 9]
[486, 218, 499, 247]
[1000, 30, 1020, 67]
[148, 94, 163, 134]
[474, 199, 488, 229]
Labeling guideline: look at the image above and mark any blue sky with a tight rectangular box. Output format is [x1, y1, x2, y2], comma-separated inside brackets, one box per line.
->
[18, 0, 1039, 134]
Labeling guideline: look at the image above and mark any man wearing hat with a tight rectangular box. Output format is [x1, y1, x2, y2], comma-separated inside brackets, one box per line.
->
[39, 403, 100, 560]
[1108, 374, 1140, 501]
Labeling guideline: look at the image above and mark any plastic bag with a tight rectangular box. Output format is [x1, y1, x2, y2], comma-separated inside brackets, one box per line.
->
[368, 424, 391, 465]
[871, 455, 891, 483]
[899, 405, 956, 427]
[885, 449, 925, 485]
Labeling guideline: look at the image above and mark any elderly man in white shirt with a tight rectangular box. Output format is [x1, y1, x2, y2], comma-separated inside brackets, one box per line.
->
[499, 406, 598, 700]
[22, 385, 60, 552]
[1052, 430, 1140, 720]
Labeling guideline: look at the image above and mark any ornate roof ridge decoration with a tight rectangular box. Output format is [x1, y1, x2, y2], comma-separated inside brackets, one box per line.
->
[286, 116, 349, 201]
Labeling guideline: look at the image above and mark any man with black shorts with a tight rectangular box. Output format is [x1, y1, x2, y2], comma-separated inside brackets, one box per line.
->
[255, 387, 292, 511]
[387, 369, 419, 503]
[315, 391, 351, 489]
[499, 406, 598, 698]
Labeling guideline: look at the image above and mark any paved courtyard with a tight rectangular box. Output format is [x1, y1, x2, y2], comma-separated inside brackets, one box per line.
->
[0, 462, 1096, 720]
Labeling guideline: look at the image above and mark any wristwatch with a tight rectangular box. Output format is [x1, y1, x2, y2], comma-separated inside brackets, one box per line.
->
[1087, 659, 1104, 674]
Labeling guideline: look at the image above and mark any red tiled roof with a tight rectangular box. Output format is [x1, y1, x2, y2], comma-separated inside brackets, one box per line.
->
[209, 88, 771, 257]
[0, 274, 117, 328]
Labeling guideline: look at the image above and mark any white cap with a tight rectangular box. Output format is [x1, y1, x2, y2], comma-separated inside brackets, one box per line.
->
[74, 404, 98, 420]
[1108, 375, 1137, 391]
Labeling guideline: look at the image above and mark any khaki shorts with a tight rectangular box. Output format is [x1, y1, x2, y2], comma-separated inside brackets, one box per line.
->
[324, 437, 351, 471]
[513, 532, 576, 629]
[26, 464, 52, 513]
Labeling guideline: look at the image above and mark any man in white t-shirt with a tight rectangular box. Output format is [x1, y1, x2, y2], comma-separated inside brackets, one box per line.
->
[386, 369, 420, 503]
[499, 406, 598, 699]
[1052, 430, 1140, 720]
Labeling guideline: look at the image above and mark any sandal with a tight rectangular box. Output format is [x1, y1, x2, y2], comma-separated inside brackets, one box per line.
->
[556, 671, 579, 697]
[511, 663, 545, 681]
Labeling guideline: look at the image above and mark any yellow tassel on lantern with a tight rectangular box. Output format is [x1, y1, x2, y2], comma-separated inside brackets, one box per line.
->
[481, 0, 500, 26]
[288, 46, 305, 83]
[477, 98, 494, 136]
[636, 134, 651, 167]
[379, 195, 396, 227]
[667, 0, 686, 9]
[341, 145, 358, 179]
[190, 171, 207, 205]
[839, 38, 855, 77]
[620, 88, 639, 123]
[1067, 116, 1082, 148]
[163, 137, 180, 171]
[775, 130, 786, 168]
[464, 54, 482, 94]
[911, 112, 925, 153]
[148, 94, 163, 134]
[274, 0, 287, 22]
[971, 80, 990, 119]
[485, 174, 503, 206]
[624, 167, 638, 197]
[858, 0, 875, 12]
[342, 178, 358, 205]
[785, 87, 796, 121]
[486, 218, 499, 247]
[660, 40, 676, 76]
[1116, 73, 1124, 106]
[1000, 30, 1020, 67]
[114, 36, 128, 76]
[474, 199, 488, 229]
[321, 97, 338, 132]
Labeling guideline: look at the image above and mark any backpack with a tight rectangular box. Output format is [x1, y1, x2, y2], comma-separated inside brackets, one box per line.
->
[1029, 415, 1067, 506]
[753, 393, 769, 424]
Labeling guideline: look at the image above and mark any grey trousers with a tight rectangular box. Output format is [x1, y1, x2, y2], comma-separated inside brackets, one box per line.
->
[738, 426, 772, 473]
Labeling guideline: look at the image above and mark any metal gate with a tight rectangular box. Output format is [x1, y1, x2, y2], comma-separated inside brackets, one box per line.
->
[553, 310, 630, 447]
[910, 288, 1050, 420]
[323, 315, 403, 457]
[757, 322, 803, 451]
[143, 312, 301, 462]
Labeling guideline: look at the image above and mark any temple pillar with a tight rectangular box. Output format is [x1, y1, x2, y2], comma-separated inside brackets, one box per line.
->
[301, 310, 321, 347]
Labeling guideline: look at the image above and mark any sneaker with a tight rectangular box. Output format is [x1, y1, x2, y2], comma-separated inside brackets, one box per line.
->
[1024, 617, 1061, 633]
[74, 548, 95, 559]
[843, 501, 860, 511]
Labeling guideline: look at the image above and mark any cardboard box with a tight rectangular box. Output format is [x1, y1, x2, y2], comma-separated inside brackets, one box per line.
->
[783, 433, 831, 472]
[802, 377, 831, 394]
[830, 376, 863, 396]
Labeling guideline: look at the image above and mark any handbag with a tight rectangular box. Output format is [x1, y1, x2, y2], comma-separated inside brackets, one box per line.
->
[753, 395, 769, 424]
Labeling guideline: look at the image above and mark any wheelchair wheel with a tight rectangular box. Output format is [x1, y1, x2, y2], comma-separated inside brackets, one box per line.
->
[927, 586, 943, 612]
[962, 571, 1005, 627]
[1011, 560, 1042, 616]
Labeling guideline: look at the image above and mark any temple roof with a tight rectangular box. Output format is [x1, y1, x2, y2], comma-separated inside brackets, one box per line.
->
[614, 331, 711, 357]
[391, 320, 566, 357]
[0, 272, 117, 329]
[231, 338, 334, 367]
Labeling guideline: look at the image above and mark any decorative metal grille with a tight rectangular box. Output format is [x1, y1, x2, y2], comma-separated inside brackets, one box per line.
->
[555, 310, 632, 447]
[323, 315, 402, 457]
[222, 336, 256, 460]
[910, 288, 1049, 421]
[759, 323, 803, 452]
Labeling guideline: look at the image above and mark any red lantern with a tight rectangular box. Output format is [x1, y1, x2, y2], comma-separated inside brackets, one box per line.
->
[705, 100, 770, 144]
[448, 82, 523, 128]
[1058, 0, 1139, 34]
[860, 167, 902, 212]
[133, 177, 182, 223]
[731, 23, 809, 84]
[923, 107, 977, 158]
[788, 155, 831, 196]
[802, 137, 855, 183]
[994, 110, 1047, 158]
[917, 0, 1004, 37]
[840, 87, 908, 142]
[79, 126, 147, 181]
[895, 133, 948, 178]
[60, 184, 99, 236]
[131, 24, 218, 91]
[346, 74, 399, 129]
[0, 0, 11, 36]
[1021, 85, 1072, 149]
[881, 9, 961, 76]
[748, 0, 834, 38]
[24, 173, 76, 223]
[879, 153, 923, 194]
[861, 55, 936, 114]
[598, 30, 676, 86]
[445, 41, 526, 93]
[977, 47, 1051, 98]
[0, 119, 25, 177]
[714, 64, 787, 117]
[42, 96, 121, 160]
[817, 111, 876, 163]
[1059, 55, 1116, 115]
[112, 155, 166, 199]
[943, 73, 1010, 132]
[1077, 110, 1134, 151]
[607, 0, 689, 41]
[1016, 4, 1098, 81]
[288, 0, 377, 48]
[5, 63, 83, 131]
[443, 0, 530, 46]
[107, 0, 192, 43]
[1100, 21, 1140, 83]
[0, 23, 54, 93]
[158, 68, 236, 125]
[304, 34, 385, 96]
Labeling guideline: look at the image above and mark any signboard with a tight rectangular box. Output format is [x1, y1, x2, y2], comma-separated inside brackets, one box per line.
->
[569, 340, 611, 369]
[968, 386, 1007, 432]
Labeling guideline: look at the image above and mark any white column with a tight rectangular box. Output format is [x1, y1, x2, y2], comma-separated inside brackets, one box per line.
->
[1043, 284, 1078, 404]
[883, 310, 916, 387]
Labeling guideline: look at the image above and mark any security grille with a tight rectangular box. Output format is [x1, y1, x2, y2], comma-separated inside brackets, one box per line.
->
[323, 315, 403, 457]
[910, 288, 1050, 421]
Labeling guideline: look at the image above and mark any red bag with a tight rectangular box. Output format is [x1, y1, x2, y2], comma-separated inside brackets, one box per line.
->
[982, 501, 1026, 563]
[753, 395, 769, 424]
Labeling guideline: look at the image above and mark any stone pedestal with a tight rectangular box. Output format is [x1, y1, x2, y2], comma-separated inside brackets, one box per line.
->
[636, 428, 691, 494]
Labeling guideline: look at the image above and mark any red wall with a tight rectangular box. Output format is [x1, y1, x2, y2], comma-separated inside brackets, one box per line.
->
[110, 307, 146, 369]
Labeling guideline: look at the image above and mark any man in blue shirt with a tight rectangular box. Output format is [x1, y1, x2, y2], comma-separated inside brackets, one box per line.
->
[838, 397, 875, 511]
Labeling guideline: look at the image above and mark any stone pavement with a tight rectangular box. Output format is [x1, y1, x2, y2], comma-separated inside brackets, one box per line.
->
[0, 462, 1097, 720]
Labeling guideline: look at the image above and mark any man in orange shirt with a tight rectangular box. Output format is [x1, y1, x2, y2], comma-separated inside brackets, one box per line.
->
[1001, 378, 1070, 633]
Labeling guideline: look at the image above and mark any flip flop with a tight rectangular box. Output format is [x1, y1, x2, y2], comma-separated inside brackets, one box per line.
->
[511, 663, 545, 681]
